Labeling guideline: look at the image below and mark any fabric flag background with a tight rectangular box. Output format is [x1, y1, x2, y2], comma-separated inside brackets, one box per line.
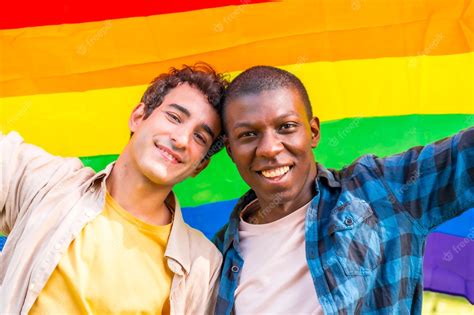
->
[0, 0, 473, 313]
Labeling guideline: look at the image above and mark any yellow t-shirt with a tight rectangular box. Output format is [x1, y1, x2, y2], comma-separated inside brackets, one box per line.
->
[30, 192, 173, 314]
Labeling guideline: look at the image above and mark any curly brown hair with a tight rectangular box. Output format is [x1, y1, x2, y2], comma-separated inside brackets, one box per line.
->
[139, 62, 229, 158]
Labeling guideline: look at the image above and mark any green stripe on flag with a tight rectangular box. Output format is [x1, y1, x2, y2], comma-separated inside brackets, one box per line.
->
[78, 114, 473, 207]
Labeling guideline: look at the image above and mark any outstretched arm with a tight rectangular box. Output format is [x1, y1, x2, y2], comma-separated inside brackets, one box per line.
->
[374, 126, 474, 233]
[0, 132, 79, 234]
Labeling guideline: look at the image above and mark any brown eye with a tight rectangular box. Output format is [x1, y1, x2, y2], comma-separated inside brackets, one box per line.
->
[194, 132, 207, 145]
[238, 131, 257, 139]
[280, 122, 297, 130]
[166, 112, 181, 123]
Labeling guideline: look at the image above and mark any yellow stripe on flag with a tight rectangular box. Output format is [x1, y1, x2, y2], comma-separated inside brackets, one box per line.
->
[1, 52, 473, 157]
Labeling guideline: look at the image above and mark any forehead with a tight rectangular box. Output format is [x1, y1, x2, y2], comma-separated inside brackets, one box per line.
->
[225, 88, 306, 124]
[162, 83, 208, 106]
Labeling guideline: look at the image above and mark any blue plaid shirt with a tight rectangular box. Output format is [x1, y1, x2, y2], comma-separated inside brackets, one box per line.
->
[213, 127, 474, 315]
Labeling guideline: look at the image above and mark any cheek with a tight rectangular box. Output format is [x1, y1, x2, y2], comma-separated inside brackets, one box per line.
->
[188, 143, 208, 165]
[286, 135, 313, 154]
[131, 131, 147, 154]
[231, 145, 253, 167]
[160, 120, 176, 133]
[147, 113, 174, 133]
[134, 120, 154, 140]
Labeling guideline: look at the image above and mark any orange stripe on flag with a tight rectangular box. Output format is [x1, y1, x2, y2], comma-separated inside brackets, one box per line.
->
[1, 0, 472, 97]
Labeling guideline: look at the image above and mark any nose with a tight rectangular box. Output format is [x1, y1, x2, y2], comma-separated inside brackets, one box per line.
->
[170, 129, 189, 150]
[255, 131, 283, 159]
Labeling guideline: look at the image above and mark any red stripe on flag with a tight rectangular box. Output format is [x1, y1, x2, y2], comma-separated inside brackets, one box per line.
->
[0, 0, 271, 29]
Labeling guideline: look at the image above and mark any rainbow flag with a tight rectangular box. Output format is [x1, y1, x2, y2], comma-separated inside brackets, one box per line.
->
[0, 0, 473, 312]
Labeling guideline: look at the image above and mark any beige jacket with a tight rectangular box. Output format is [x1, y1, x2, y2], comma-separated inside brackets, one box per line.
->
[0, 132, 222, 315]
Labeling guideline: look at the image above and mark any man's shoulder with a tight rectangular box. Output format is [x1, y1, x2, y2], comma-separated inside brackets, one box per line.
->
[337, 154, 379, 180]
[185, 223, 223, 263]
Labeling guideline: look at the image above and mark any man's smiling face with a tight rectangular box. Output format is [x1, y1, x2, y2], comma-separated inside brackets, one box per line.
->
[224, 88, 320, 205]
[129, 83, 221, 188]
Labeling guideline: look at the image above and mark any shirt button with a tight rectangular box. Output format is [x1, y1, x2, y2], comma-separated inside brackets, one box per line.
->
[86, 210, 95, 217]
[344, 217, 354, 226]
[30, 283, 36, 290]
[231, 265, 239, 273]
[54, 243, 61, 250]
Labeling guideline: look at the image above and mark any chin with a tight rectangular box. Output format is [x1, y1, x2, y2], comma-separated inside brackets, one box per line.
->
[145, 174, 169, 186]
[256, 185, 291, 198]
[140, 165, 169, 185]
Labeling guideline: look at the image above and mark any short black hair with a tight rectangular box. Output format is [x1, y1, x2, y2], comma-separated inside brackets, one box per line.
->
[138, 62, 229, 158]
[223, 66, 313, 129]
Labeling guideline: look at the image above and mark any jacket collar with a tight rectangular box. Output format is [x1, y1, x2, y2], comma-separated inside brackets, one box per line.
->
[163, 193, 192, 276]
[91, 162, 192, 276]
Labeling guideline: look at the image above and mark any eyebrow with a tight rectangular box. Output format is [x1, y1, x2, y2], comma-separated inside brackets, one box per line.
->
[168, 103, 216, 139]
[201, 124, 216, 140]
[233, 122, 254, 129]
[277, 111, 299, 119]
[232, 111, 300, 129]
[169, 103, 191, 117]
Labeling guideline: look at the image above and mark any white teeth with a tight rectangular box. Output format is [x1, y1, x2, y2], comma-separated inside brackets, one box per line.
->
[158, 147, 178, 162]
[261, 166, 290, 178]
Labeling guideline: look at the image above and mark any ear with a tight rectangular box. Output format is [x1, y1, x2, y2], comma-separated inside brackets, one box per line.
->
[224, 135, 235, 163]
[309, 116, 321, 148]
[129, 103, 147, 133]
[191, 158, 211, 177]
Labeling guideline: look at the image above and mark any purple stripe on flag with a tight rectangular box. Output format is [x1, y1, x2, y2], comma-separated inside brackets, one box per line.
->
[423, 232, 474, 304]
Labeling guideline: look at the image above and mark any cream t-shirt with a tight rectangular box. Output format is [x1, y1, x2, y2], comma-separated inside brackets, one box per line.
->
[235, 200, 324, 315]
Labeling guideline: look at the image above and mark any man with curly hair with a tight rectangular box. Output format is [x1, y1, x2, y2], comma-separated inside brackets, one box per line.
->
[1, 64, 228, 314]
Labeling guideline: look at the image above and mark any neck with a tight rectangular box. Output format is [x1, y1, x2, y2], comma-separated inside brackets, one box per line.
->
[106, 153, 173, 226]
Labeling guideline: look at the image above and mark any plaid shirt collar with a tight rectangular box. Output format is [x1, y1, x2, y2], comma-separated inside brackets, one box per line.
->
[221, 163, 340, 254]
